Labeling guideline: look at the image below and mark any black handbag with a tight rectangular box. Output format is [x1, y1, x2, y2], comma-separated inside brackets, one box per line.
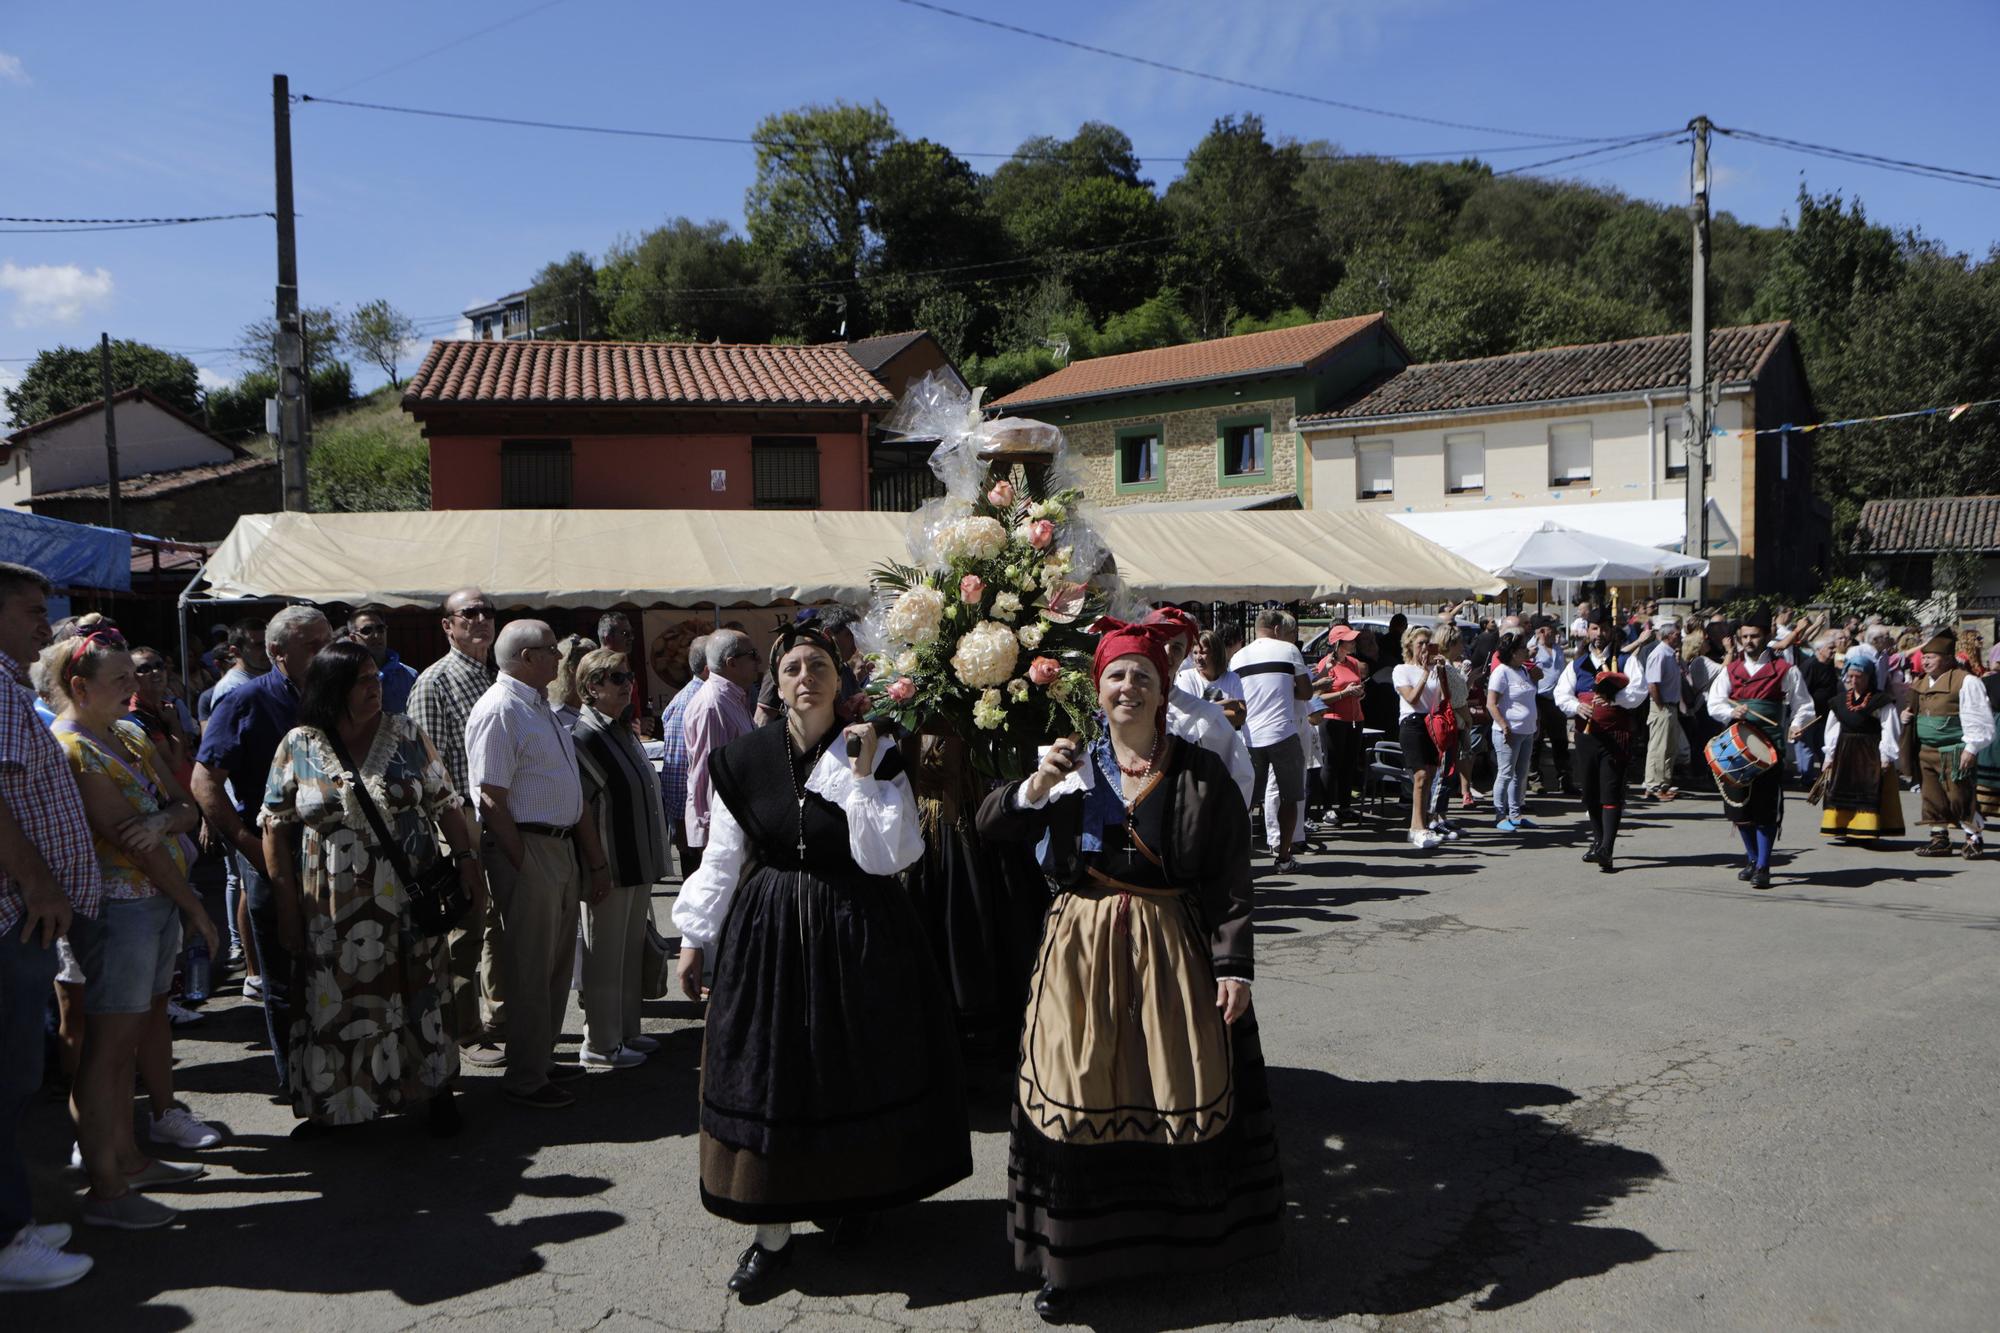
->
[324, 728, 470, 938]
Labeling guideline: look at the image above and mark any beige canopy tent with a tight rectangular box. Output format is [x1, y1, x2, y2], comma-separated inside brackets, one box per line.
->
[185, 507, 1501, 610]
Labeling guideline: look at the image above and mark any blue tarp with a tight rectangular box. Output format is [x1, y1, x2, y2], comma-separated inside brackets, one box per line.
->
[0, 509, 131, 592]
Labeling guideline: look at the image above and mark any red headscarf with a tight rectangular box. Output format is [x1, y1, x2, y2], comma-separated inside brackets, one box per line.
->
[1089, 616, 1176, 695]
[1141, 606, 1200, 648]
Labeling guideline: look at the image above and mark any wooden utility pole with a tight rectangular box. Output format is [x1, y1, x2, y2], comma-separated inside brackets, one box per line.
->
[98, 333, 122, 529]
[1683, 116, 1712, 605]
[273, 73, 308, 510]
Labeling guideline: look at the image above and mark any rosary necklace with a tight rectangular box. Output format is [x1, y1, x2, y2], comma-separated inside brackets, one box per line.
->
[787, 729, 833, 856]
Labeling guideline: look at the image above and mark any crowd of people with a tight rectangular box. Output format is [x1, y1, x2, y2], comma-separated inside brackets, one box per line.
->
[2, 556, 1991, 1313]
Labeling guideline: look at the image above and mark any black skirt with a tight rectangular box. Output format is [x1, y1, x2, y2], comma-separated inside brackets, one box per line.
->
[1399, 714, 1438, 770]
[904, 818, 1046, 1054]
[698, 862, 972, 1223]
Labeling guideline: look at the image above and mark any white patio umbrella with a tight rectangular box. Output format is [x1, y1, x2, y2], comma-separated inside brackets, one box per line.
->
[1451, 521, 1711, 583]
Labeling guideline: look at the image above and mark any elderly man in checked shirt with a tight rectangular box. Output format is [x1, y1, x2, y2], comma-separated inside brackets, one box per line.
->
[0, 562, 103, 1292]
[658, 634, 708, 875]
[407, 587, 506, 1065]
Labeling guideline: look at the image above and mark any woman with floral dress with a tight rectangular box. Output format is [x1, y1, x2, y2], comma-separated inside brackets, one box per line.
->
[261, 640, 487, 1135]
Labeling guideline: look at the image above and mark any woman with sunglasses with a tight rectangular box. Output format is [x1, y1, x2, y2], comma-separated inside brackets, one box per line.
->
[126, 647, 194, 790]
[569, 648, 669, 1068]
[42, 632, 220, 1231]
[547, 635, 597, 730]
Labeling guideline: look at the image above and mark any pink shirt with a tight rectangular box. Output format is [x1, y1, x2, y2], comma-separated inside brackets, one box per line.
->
[681, 675, 753, 846]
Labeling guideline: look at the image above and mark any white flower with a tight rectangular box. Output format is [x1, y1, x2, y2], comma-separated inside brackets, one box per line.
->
[972, 688, 1006, 730]
[886, 586, 946, 645]
[419, 1004, 445, 1046]
[303, 1042, 336, 1094]
[1017, 622, 1046, 650]
[324, 829, 372, 881]
[369, 1035, 403, 1086]
[373, 871, 409, 920]
[950, 620, 1020, 688]
[1028, 499, 1067, 523]
[382, 994, 406, 1033]
[895, 650, 920, 674]
[306, 914, 337, 959]
[305, 969, 344, 1032]
[937, 515, 1007, 562]
[325, 1085, 377, 1127]
[992, 591, 1023, 623]
[1007, 678, 1029, 702]
[1016, 566, 1039, 593]
[338, 920, 387, 981]
[420, 1051, 452, 1088]
[338, 1016, 381, 1043]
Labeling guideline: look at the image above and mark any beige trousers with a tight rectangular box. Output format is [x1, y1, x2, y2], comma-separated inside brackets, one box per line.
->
[488, 832, 581, 1094]
[580, 883, 649, 1056]
[446, 826, 507, 1041]
[1645, 703, 1682, 791]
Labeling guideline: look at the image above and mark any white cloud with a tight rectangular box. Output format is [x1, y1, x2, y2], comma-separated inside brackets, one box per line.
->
[0, 261, 115, 326]
[196, 366, 236, 393]
[0, 52, 26, 86]
[0, 365, 19, 430]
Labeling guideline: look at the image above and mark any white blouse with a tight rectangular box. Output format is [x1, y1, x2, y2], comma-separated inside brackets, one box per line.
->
[669, 742, 924, 952]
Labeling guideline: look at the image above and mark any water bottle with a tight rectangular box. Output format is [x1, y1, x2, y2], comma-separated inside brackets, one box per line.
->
[184, 932, 211, 1005]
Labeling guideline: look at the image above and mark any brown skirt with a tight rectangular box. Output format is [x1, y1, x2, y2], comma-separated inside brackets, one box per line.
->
[1010, 885, 1282, 1290]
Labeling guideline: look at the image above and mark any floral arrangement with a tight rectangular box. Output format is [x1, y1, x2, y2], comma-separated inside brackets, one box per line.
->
[860, 375, 1112, 778]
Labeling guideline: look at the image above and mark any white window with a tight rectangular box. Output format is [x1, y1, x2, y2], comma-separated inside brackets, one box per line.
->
[1549, 422, 1593, 485]
[1445, 431, 1485, 494]
[1663, 413, 1712, 479]
[1357, 440, 1394, 500]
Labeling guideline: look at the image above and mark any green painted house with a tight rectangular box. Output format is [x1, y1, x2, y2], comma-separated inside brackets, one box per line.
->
[987, 314, 1408, 510]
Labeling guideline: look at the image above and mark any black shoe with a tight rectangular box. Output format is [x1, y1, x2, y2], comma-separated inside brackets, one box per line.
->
[1597, 848, 1616, 873]
[827, 1213, 872, 1250]
[545, 1062, 588, 1083]
[1580, 840, 1602, 863]
[1915, 835, 1954, 858]
[727, 1241, 793, 1298]
[1752, 867, 1772, 890]
[1034, 1283, 1069, 1322]
[1737, 865, 1755, 882]
[427, 1089, 462, 1138]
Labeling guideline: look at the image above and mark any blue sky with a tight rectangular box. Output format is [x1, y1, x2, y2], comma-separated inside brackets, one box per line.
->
[3, 0, 1996, 421]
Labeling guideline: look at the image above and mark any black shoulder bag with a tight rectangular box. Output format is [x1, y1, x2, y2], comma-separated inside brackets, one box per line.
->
[324, 728, 470, 938]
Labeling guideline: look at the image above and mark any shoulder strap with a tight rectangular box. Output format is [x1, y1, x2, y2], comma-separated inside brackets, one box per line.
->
[323, 726, 422, 886]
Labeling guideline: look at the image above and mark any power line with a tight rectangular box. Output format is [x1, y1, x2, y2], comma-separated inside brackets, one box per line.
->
[323, 0, 571, 95]
[1493, 132, 1687, 178]
[1714, 125, 2000, 192]
[0, 211, 273, 234]
[889, 0, 1651, 145]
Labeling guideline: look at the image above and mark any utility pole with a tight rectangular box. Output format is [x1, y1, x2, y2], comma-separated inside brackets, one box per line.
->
[273, 73, 308, 510]
[1682, 115, 1712, 605]
[98, 333, 122, 530]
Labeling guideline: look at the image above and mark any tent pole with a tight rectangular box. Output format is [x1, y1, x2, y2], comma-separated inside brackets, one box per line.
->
[176, 566, 203, 693]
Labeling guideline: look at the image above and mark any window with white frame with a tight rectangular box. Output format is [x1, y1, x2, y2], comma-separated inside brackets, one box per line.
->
[1445, 431, 1485, 494]
[1663, 413, 1713, 479]
[1549, 422, 1593, 485]
[1356, 440, 1394, 500]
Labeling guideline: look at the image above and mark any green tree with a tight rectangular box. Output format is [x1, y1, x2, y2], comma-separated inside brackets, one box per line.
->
[1384, 240, 1662, 362]
[528, 251, 605, 340]
[985, 122, 1147, 225]
[1750, 187, 1903, 367]
[863, 138, 1008, 338]
[1163, 115, 1332, 329]
[237, 305, 344, 376]
[597, 220, 771, 344]
[343, 299, 421, 387]
[745, 100, 900, 336]
[1003, 174, 1167, 322]
[2, 340, 200, 428]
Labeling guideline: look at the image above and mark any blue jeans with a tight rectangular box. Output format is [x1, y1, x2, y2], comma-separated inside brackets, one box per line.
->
[1493, 726, 1536, 821]
[223, 849, 244, 954]
[236, 850, 295, 1091]
[0, 930, 62, 1246]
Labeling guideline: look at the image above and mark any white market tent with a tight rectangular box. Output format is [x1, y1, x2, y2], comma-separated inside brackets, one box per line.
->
[1449, 521, 1710, 583]
[187, 508, 1503, 610]
[1387, 498, 1739, 556]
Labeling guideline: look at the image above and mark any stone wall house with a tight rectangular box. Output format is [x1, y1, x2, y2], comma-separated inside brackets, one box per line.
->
[29, 456, 279, 541]
[987, 316, 1408, 511]
[2, 388, 247, 513]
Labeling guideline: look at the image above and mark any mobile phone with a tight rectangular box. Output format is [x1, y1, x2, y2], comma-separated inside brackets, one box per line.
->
[845, 733, 863, 759]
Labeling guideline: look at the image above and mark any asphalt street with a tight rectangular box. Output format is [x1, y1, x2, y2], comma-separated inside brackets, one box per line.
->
[18, 781, 2000, 1331]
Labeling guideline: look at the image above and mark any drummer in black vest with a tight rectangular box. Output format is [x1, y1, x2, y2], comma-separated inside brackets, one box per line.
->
[1702, 608, 1816, 889]
[1553, 608, 1649, 872]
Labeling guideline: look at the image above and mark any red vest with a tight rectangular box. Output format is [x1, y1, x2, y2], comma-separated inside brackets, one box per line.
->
[1725, 656, 1787, 701]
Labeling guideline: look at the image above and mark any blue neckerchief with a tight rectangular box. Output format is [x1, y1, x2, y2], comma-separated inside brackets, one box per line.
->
[1036, 726, 1131, 870]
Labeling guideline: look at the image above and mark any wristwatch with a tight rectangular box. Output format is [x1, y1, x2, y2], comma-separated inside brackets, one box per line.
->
[452, 849, 481, 866]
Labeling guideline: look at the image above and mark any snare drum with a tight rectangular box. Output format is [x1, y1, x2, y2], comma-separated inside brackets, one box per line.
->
[1705, 722, 1779, 790]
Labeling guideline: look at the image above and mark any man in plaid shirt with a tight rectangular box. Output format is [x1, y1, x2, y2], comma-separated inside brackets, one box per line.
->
[0, 561, 101, 1291]
[408, 587, 504, 1063]
[658, 635, 707, 876]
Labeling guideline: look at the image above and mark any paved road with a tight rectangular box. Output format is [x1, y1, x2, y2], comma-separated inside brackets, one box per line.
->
[20, 783, 2000, 1331]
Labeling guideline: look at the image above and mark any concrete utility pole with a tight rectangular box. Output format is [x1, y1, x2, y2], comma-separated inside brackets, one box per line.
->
[1682, 116, 1712, 605]
[273, 73, 308, 510]
[98, 333, 122, 530]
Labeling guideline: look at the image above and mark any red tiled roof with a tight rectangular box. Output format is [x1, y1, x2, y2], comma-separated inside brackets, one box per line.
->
[4, 387, 245, 455]
[989, 315, 1392, 410]
[29, 455, 275, 502]
[402, 340, 894, 410]
[1300, 322, 1795, 424]
[1854, 496, 2000, 554]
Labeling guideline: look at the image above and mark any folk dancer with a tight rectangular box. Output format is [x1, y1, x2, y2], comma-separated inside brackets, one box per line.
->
[1819, 645, 1906, 844]
[1703, 610, 1816, 888]
[1904, 629, 1995, 859]
[1553, 609, 1648, 873]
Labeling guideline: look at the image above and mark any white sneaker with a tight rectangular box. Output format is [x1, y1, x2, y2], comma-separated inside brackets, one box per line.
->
[24, 1222, 71, 1249]
[166, 998, 205, 1026]
[68, 1141, 83, 1171]
[0, 1229, 93, 1291]
[624, 1034, 660, 1054]
[146, 1107, 223, 1150]
[579, 1044, 646, 1070]
[1407, 830, 1441, 850]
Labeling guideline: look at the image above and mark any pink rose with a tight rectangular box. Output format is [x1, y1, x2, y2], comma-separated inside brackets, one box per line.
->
[887, 676, 916, 703]
[987, 479, 1015, 507]
[1028, 656, 1061, 686]
[959, 573, 986, 603]
[1028, 519, 1056, 550]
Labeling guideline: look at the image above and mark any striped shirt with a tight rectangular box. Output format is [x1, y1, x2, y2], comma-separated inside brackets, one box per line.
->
[658, 674, 703, 821]
[0, 649, 102, 937]
[466, 673, 585, 827]
[407, 646, 494, 799]
[574, 705, 670, 886]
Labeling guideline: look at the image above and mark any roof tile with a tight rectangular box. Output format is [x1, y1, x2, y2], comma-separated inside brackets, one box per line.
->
[28, 455, 275, 502]
[402, 340, 893, 410]
[989, 315, 1390, 410]
[1855, 496, 2000, 554]
[1301, 323, 1794, 424]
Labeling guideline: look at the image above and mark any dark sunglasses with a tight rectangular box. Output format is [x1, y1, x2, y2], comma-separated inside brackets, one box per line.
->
[452, 606, 496, 621]
[596, 670, 636, 685]
[133, 662, 166, 676]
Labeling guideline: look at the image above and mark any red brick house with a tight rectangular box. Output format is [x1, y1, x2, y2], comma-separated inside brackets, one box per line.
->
[404, 340, 894, 511]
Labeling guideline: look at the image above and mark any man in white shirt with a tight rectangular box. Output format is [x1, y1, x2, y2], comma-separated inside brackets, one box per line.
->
[466, 619, 612, 1109]
[1530, 617, 1570, 795]
[1228, 609, 1313, 872]
[1144, 609, 1253, 806]
[1641, 615, 1684, 801]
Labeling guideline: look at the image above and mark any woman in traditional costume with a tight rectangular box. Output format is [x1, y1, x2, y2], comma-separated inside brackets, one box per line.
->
[976, 619, 1282, 1322]
[672, 622, 970, 1299]
[1820, 647, 1906, 844]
